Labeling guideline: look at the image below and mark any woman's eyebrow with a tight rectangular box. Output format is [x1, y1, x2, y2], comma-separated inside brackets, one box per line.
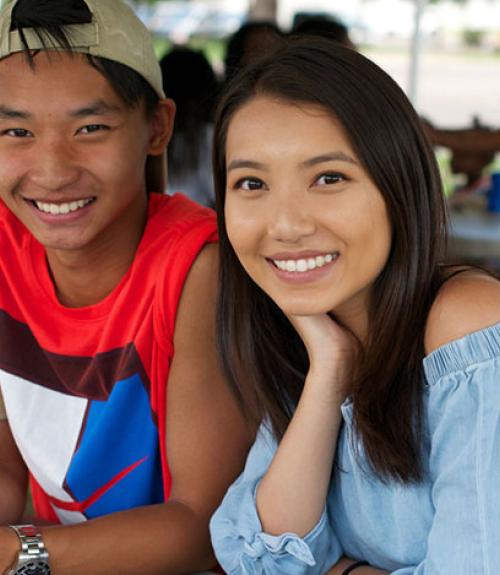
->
[300, 152, 358, 168]
[227, 159, 269, 172]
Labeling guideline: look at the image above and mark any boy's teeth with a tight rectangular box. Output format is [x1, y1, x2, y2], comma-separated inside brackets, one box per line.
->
[273, 253, 337, 272]
[35, 199, 92, 215]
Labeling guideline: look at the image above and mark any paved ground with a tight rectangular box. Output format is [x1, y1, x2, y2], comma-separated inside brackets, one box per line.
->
[363, 48, 500, 128]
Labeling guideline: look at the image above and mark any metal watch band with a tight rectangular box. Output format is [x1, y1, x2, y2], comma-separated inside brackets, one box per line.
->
[5, 524, 51, 575]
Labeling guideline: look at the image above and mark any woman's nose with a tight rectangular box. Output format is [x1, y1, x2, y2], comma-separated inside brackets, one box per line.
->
[267, 192, 316, 243]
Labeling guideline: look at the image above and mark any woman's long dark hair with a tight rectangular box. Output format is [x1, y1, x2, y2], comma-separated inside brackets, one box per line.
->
[213, 37, 447, 483]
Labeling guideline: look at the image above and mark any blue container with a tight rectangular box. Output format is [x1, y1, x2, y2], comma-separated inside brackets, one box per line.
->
[487, 172, 500, 212]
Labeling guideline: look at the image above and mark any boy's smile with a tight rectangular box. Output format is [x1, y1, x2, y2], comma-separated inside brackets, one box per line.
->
[0, 51, 158, 260]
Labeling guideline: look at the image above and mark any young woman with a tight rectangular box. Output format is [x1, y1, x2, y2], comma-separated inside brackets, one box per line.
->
[209, 36, 500, 574]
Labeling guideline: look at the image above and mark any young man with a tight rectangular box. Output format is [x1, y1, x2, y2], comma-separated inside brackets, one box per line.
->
[0, 1, 250, 573]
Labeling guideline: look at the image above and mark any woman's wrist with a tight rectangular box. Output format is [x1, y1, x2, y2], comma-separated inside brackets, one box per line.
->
[342, 560, 370, 575]
[326, 557, 371, 575]
[302, 370, 348, 407]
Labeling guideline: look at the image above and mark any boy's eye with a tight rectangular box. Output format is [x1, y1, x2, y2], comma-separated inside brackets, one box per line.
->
[236, 177, 264, 191]
[78, 124, 109, 135]
[316, 173, 344, 185]
[3, 128, 33, 138]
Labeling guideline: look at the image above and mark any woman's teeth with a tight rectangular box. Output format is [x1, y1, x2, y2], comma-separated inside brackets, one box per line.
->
[272, 253, 338, 272]
[34, 198, 94, 215]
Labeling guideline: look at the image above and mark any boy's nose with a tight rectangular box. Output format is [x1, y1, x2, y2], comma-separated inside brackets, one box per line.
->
[30, 139, 81, 191]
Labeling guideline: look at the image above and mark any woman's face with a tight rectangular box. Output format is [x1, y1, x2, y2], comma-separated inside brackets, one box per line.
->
[224, 95, 392, 331]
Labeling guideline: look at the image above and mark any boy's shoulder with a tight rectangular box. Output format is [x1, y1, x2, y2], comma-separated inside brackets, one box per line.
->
[148, 193, 215, 230]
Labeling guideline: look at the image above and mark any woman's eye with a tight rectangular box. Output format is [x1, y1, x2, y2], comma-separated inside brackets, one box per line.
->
[316, 173, 345, 186]
[3, 128, 33, 138]
[236, 177, 264, 191]
[78, 124, 109, 135]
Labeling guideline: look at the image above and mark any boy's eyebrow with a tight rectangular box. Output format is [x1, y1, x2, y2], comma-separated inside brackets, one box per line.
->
[69, 100, 122, 117]
[0, 100, 122, 120]
[0, 105, 31, 119]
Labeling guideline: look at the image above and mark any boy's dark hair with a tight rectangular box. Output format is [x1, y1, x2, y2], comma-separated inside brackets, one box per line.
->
[10, 0, 158, 116]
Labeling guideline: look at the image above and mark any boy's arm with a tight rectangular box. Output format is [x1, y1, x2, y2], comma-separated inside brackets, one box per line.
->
[0, 244, 252, 574]
[0, 418, 29, 564]
[0, 419, 28, 523]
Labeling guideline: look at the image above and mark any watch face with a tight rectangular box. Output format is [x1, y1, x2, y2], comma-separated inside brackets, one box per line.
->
[16, 562, 51, 575]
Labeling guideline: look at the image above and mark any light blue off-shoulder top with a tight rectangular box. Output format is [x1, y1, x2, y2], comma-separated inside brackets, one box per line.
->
[210, 323, 500, 574]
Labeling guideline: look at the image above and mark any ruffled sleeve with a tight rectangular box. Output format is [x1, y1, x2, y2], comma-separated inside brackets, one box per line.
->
[210, 423, 342, 574]
[391, 323, 500, 574]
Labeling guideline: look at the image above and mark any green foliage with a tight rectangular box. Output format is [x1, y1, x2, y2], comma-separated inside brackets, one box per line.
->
[463, 28, 484, 46]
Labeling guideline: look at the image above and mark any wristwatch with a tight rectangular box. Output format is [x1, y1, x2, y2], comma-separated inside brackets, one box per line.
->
[4, 524, 51, 575]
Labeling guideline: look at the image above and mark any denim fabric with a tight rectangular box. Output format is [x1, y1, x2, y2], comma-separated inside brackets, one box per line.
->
[210, 323, 500, 574]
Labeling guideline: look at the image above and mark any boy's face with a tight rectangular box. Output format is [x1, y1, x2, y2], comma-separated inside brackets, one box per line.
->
[0, 51, 169, 256]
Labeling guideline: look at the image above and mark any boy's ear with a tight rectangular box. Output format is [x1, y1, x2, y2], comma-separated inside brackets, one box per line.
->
[148, 98, 176, 154]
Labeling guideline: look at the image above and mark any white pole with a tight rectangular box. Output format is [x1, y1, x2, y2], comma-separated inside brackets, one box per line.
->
[248, 0, 278, 21]
[408, 0, 427, 107]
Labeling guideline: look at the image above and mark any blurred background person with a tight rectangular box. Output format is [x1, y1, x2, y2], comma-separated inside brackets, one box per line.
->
[223, 21, 284, 84]
[160, 46, 219, 207]
[291, 13, 356, 49]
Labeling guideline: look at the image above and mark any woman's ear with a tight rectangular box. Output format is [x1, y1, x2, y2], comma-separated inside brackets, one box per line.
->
[148, 98, 176, 155]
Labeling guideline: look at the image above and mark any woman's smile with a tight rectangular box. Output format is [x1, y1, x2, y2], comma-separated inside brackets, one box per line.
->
[266, 250, 339, 284]
[224, 95, 392, 324]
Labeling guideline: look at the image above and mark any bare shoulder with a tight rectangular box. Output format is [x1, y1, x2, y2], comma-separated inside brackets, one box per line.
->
[166, 240, 251, 516]
[183, 242, 218, 287]
[425, 269, 500, 355]
[173, 242, 218, 346]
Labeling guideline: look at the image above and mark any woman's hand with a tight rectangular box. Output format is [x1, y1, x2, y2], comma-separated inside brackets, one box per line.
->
[288, 312, 360, 402]
[256, 312, 360, 537]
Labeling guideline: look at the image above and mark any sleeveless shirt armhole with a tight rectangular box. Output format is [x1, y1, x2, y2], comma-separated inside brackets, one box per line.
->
[0, 387, 6, 421]
[153, 214, 217, 351]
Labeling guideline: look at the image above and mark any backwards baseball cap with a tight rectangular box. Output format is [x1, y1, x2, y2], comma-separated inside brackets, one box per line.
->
[0, 0, 167, 193]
